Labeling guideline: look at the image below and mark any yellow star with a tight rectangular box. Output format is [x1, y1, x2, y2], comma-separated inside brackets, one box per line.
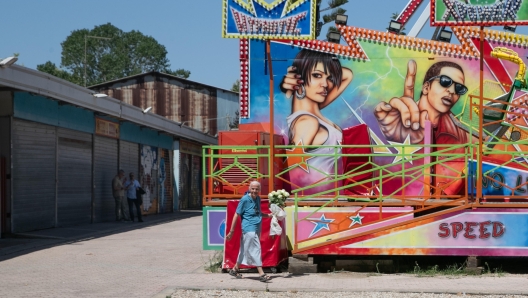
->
[388, 134, 422, 165]
[284, 140, 313, 173]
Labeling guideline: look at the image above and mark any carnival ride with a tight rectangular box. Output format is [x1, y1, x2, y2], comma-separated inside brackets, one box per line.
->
[205, 0, 528, 266]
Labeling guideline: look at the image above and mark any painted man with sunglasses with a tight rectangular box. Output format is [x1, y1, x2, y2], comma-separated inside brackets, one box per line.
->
[374, 60, 469, 195]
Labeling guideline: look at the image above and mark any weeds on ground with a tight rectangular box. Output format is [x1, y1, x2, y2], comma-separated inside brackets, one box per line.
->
[202, 250, 224, 273]
[484, 262, 506, 277]
[366, 262, 383, 276]
[327, 267, 346, 274]
[412, 262, 467, 277]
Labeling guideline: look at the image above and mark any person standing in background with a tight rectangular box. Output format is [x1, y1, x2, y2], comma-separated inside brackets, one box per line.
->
[124, 172, 143, 222]
[112, 170, 130, 222]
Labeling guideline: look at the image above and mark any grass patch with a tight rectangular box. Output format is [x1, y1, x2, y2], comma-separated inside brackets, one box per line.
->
[412, 262, 467, 277]
[203, 250, 224, 273]
[484, 262, 506, 277]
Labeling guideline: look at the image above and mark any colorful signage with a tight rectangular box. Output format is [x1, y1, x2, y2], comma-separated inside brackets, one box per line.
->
[284, 207, 413, 250]
[203, 207, 227, 250]
[180, 139, 203, 156]
[468, 159, 528, 197]
[95, 117, 119, 138]
[300, 209, 528, 256]
[222, 0, 317, 39]
[431, 0, 528, 26]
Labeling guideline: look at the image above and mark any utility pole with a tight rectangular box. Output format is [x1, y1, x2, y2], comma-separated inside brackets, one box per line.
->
[84, 35, 111, 87]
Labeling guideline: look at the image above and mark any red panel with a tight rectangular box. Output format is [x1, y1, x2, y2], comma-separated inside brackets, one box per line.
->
[223, 199, 289, 269]
[342, 124, 373, 195]
[470, 38, 512, 92]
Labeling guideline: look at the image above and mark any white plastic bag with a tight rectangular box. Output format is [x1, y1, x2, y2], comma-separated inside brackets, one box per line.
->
[269, 204, 286, 236]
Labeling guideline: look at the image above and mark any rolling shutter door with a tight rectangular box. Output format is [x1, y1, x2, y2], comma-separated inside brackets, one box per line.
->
[12, 119, 56, 232]
[119, 141, 139, 183]
[57, 128, 92, 227]
[93, 136, 118, 222]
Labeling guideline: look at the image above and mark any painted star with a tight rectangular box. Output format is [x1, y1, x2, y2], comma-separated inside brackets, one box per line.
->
[284, 140, 313, 173]
[349, 214, 364, 228]
[308, 214, 334, 238]
[388, 134, 422, 164]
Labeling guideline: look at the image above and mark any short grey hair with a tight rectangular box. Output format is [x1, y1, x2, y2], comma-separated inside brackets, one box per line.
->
[249, 180, 261, 188]
[118, 169, 125, 174]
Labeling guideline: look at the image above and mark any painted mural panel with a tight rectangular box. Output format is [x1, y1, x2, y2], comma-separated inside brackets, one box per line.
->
[140, 145, 158, 215]
[203, 207, 227, 250]
[243, 34, 528, 198]
[300, 209, 528, 256]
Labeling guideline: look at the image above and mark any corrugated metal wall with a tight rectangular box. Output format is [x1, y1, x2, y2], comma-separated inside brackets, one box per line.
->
[57, 128, 92, 227]
[93, 136, 118, 222]
[12, 119, 56, 232]
[119, 140, 139, 180]
[179, 152, 202, 210]
[93, 73, 223, 136]
[179, 152, 190, 210]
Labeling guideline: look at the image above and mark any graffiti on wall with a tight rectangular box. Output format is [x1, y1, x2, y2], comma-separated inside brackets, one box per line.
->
[140, 145, 158, 214]
[158, 149, 173, 213]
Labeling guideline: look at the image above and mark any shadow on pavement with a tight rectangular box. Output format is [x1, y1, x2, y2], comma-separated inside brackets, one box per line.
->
[0, 211, 201, 262]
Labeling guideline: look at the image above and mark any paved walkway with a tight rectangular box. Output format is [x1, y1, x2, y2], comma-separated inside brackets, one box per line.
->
[0, 211, 527, 297]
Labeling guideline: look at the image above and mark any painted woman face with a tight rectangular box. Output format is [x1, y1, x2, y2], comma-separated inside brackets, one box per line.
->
[305, 62, 335, 103]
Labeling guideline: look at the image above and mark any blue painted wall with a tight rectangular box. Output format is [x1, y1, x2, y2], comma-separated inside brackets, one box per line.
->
[121, 122, 173, 149]
[14, 92, 173, 148]
[14, 92, 94, 133]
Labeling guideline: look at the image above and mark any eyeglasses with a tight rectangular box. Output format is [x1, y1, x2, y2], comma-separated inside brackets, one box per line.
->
[427, 75, 468, 95]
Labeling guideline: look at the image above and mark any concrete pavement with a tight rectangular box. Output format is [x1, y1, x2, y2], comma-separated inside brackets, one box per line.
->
[0, 211, 527, 297]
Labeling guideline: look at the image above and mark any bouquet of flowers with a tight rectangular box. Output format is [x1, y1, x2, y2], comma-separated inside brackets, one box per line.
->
[267, 189, 289, 208]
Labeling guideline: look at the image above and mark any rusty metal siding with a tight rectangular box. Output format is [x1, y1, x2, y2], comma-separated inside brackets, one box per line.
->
[91, 72, 226, 135]
[216, 90, 239, 132]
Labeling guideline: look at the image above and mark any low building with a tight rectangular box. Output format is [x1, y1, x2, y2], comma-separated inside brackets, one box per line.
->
[0, 65, 218, 235]
[90, 72, 239, 210]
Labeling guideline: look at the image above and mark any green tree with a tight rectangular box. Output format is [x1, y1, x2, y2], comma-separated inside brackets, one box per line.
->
[37, 23, 190, 86]
[315, 0, 349, 38]
[37, 61, 78, 83]
[231, 79, 240, 92]
[387, 12, 407, 35]
[165, 68, 191, 79]
[229, 111, 240, 129]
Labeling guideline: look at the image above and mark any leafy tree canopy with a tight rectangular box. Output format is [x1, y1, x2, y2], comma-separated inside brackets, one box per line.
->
[37, 23, 190, 86]
[231, 79, 240, 93]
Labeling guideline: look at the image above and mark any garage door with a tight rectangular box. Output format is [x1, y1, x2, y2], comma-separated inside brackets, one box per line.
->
[57, 128, 92, 226]
[93, 136, 118, 222]
[12, 119, 56, 232]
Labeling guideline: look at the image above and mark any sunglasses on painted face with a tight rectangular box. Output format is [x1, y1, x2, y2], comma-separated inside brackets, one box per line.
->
[427, 75, 468, 95]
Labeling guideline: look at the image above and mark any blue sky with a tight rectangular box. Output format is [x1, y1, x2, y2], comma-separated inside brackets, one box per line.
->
[2, 0, 528, 90]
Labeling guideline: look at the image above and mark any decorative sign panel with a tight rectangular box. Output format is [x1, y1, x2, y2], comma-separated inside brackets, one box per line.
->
[203, 207, 227, 250]
[431, 0, 528, 26]
[301, 209, 528, 256]
[222, 0, 317, 39]
[95, 117, 119, 139]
